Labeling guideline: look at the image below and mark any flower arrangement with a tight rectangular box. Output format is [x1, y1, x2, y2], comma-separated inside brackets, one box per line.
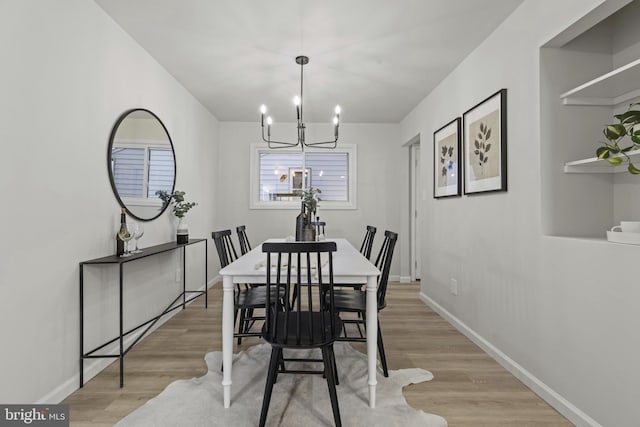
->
[301, 187, 321, 214]
[156, 190, 197, 218]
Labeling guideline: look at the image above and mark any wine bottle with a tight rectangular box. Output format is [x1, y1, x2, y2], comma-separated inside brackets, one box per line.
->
[116, 208, 126, 256]
[295, 202, 306, 241]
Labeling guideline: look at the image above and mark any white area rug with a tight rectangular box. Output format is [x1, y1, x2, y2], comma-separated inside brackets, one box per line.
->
[116, 342, 447, 427]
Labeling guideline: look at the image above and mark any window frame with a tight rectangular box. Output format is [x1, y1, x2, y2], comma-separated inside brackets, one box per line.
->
[110, 139, 174, 208]
[249, 143, 357, 210]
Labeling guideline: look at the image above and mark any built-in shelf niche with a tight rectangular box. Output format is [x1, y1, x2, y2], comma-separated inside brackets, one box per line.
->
[541, 0, 640, 238]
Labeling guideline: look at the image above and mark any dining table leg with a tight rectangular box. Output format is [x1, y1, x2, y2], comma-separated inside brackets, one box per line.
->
[222, 275, 234, 408]
[365, 275, 378, 408]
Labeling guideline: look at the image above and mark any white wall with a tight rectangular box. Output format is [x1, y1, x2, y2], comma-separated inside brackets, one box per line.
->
[400, 0, 638, 426]
[216, 122, 404, 279]
[0, 1, 219, 403]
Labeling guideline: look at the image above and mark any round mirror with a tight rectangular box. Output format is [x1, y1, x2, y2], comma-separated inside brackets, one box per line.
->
[107, 109, 176, 221]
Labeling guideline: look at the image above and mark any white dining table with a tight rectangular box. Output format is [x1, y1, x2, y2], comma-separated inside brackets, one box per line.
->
[218, 238, 381, 409]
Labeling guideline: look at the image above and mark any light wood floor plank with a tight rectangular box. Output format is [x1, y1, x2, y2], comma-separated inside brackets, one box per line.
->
[63, 282, 572, 426]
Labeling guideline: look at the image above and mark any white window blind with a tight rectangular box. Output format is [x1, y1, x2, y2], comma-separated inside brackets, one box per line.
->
[111, 148, 145, 197]
[147, 149, 175, 197]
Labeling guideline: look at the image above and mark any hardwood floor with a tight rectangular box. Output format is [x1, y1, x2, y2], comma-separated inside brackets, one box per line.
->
[63, 282, 572, 426]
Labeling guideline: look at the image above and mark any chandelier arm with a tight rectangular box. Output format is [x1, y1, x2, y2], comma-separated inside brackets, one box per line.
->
[261, 126, 299, 147]
[303, 139, 338, 149]
[264, 138, 300, 148]
[268, 142, 302, 149]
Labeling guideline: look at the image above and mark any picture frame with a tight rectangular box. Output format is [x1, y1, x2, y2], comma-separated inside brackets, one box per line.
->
[433, 117, 461, 198]
[289, 168, 311, 192]
[463, 88, 507, 195]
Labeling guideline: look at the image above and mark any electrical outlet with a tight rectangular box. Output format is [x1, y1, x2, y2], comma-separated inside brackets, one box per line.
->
[450, 278, 458, 296]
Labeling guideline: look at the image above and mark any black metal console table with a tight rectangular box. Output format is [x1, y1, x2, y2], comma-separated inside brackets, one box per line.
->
[79, 238, 208, 388]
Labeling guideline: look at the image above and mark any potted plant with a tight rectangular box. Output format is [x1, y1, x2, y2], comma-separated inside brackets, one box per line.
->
[156, 190, 197, 243]
[596, 103, 640, 174]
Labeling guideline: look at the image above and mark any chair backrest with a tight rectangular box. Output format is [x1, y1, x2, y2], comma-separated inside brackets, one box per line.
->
[372, 230, 398, 307]
[236, 225, 252, 255]
[310, 220, 326, 236]
[262, 241, 338, 346]
[359, 225, 377, 260]
[212, 229, 238, 268]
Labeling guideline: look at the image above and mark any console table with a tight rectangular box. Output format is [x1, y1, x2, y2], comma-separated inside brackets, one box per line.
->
[79, 238, 208, 388]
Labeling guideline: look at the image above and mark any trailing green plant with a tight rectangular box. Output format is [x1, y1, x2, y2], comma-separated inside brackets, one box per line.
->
[596, 103, 640, 174]
[301, 187, 321, 213]
[156, 190, 197, 218]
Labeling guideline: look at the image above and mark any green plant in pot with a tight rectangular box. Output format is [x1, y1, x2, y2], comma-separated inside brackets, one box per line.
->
[156, 190, 197, 243]
[596, 103, 640, 174]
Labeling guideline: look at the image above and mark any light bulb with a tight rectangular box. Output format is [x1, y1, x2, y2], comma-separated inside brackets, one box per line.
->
[333, 116, 339, 125]
[334, 105, 341, 115]
[293, 96, 301, 106]
[266, 116, 273, 125]
[260, 105, 267, 114]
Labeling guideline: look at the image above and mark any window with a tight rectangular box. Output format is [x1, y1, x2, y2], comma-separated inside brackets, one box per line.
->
[111, 146, 175, 199]
[250, 144, 356, 209]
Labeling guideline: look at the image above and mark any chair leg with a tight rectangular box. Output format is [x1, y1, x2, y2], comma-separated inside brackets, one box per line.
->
[377, 319, 389, 377]
[233, 307, 239, 329]
[272, 349, 285, 384]
[237, 308, 247, 345]
[322, 345, 342, 427]
[327, 343, 339, 386]
[259, 347, 282, 427]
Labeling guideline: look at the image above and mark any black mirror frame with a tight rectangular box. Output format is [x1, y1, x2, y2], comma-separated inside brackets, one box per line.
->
[107, 108, 176, 222]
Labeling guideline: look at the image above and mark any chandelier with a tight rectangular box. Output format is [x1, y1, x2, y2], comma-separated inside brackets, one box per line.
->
[260, 55, 340, 149]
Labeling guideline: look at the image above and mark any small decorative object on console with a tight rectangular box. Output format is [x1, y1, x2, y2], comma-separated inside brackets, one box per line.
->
[156, 190, 197, 244]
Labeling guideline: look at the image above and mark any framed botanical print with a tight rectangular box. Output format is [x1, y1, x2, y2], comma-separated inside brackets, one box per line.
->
[433, 118, 461, 198]
[463, 89, 507, 195]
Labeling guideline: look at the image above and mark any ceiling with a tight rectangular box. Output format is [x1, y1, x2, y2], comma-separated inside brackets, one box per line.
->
[95, 0, 523, 123]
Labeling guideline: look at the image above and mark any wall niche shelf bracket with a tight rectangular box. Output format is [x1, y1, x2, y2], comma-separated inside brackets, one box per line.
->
[560, 57, 640, 107]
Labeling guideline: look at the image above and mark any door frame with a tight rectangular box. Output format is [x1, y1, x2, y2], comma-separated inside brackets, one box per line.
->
[408, 136, 421, 281]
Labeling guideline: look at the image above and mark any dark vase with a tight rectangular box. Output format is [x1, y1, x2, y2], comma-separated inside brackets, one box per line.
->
[295, 203, 307, 241]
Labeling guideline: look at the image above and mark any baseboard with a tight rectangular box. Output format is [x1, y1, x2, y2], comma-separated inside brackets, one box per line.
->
[419, 292, 602, 427]
[399, 275, 411, 283]
[40, 278, 217, 404]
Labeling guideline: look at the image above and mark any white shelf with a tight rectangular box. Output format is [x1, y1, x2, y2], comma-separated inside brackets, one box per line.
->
[564, 149, 640, 173]
[560, 58, 640, 106]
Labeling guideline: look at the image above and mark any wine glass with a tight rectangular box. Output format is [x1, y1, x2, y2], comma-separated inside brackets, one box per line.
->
[131, 222, 144, 253]
[118, 224, 134, 257]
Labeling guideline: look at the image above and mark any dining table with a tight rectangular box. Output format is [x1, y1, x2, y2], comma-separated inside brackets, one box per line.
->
[218, 237, 381, 409]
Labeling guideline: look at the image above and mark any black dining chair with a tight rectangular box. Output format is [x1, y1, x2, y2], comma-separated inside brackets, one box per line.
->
[332, 230, 397, 377]
[236, 225, 251, 255]
[259, 241, 342, 427]
[360, 225, 377, 260]
[337, 225, 377, 292]
[212, 229, 283, 344]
